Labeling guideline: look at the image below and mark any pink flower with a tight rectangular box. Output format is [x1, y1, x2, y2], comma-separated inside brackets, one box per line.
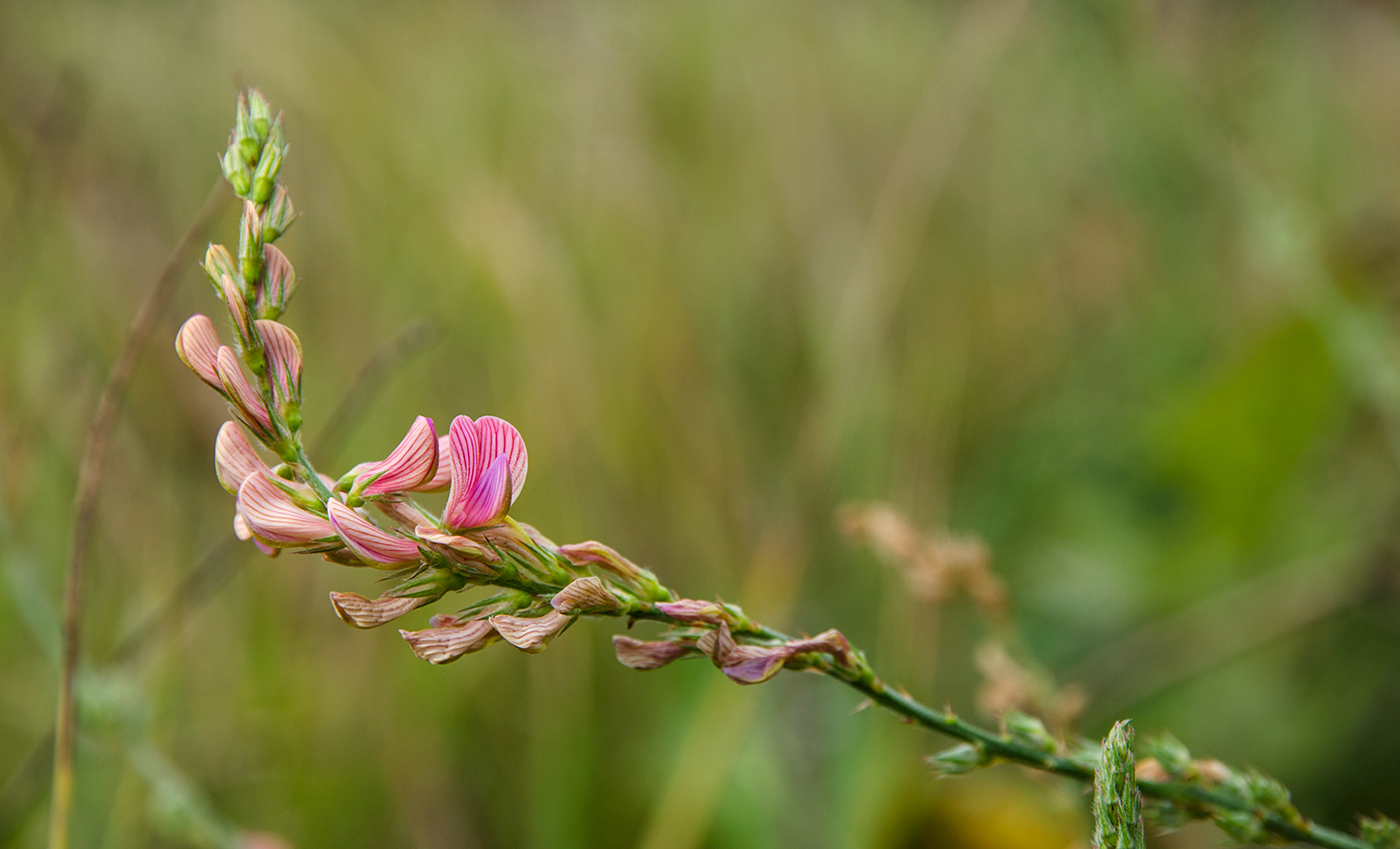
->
[415, 435, 453, 491]
[236, 469, 334, 547]
[215, 346, 275, 441]
[326, 499, 422, 567]
[442, 415, 528, 531]
[214, 421, 269, 495]
[254, 319, 302, 410]
[175, 314, 223, 390]
[348, 416, 439, 497]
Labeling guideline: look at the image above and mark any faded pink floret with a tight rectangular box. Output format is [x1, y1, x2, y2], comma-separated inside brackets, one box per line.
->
[175, 314, 223, 390]
[326, 499, 421, 567]
[236, 470, 333, 547]
[353, 416, 439, 496]
[442, 415, 528, 531]
[215, 421, 270, 495]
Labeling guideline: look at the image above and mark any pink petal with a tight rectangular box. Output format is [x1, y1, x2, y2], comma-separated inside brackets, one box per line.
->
[399, 619, 498, 664]
[474, 416, 528, 504]
[489, 610, 571, 653]
[444, 453, 510, 531]
[215, 346, 273, 436]
[175, 314, 223, 389]
[444, 416, 481, 519]
[329, 591, 424, 629]
[219, 273, 254, 345]
[356, 416, 439, 496]
[326, 499, 421, 567]
[237, 470, 333, 546]
[254, 319, 302, 407]
[411, 435, 453, 492]
[215, 422, 269, 495]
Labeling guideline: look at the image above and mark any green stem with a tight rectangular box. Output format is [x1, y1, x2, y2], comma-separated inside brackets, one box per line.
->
[292, 443, 334, 504]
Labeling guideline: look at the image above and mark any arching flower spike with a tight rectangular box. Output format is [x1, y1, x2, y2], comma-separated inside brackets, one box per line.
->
[442, 415, 528, 531]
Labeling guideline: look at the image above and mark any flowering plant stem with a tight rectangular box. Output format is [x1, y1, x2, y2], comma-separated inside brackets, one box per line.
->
[159, 89, 1400, 849]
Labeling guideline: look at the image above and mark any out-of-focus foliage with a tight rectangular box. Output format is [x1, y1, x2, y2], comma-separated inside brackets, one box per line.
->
[1, 0, 1398, 847]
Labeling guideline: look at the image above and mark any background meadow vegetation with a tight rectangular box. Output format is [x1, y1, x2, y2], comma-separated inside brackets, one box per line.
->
[2, 0, 1400, 846]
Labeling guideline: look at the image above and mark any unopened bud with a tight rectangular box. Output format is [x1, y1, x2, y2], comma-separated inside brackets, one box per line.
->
[233, 92, 260, 166]
[1003, 710, 1057, 755]
[1092, 720, 1144, 849]
[203, 244, 239, 296]
[250, 140, 282, 204]
[257, 245, 297, 320]
[262, 185, 297, 242]
[220, 147, 252, 197]
[238, 202, 263, 287]
[245, 89, 272, 145]
[926, 743, 988, 776]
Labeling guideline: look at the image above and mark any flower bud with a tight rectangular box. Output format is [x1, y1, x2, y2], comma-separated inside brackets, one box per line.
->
[612, 635, 700, 670]
[257, 244, 297, 319]
[238, 202, 263, 287]
[326, 500, 421, 567]
[236, 470, 334, 547]
[220, 146, 252, 197]
[1093, 720, 1144, 849]
[550, 576, 623, 615]
[489, 610, 572, 653]
[254, 320, 302, 420]
[400, 619, 498, 664]
[262, 185, 297, 243]
[233, 92, 261, 166]
[215, 421, 269, 495]
[926, 743, 989, 776]
[1003, 710, 1057, 755]
[329, 591, 424, 629]
[175, 314, 223, 390]
[203, 244, 240, 296]
[250, 138, 282, 204]
[218, 274, 258, 359]
[1143, 732, 1190, 777]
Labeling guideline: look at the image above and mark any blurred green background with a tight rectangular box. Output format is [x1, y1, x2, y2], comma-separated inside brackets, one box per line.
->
[2, 0, 1400, 846]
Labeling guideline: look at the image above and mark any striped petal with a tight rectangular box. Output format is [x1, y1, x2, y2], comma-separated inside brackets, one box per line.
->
[175, 314, 223, 389]
[550, 577, 623, 615]
[215, 346, 274, 438]
[254, 320, 302, 408]
[329, 591, 424, 629]
[399, 619, 498, 664]
[219, 274, 255, 349]
[237, 470, 333, 547]
[489, 610, 571, 653]
[474, 416, 528, 503]
[326, 499, 421, 567]
[215, 421, 268, 495]
[612, 635, 700, 670]
[355, 416, 439, 496]
[411, 435, 453, 492]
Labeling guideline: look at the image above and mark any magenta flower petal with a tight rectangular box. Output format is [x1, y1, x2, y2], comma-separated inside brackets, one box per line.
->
[237, 470, 333, 547]
[355, 416, 439, 496]
[442, 415, 528, 530]
[215, 421, 269, 495]
[444, 453, 510, 531]
[474, 416, 528, 503]
[175, 314, 223, 390]
[215, 346, 274, 438]
[327, 499, 421, 567]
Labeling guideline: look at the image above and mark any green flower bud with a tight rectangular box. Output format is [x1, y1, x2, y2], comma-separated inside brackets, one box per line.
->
[238, 203, 263, 288]
[925, 743, 988, 776]
[233, 92, 260, 166]
[262, 185, 297, 242]
[1360, 816, 1400, 849]
[246, 88, 273, 145]
[220, 146, 252, 197]
[1003, 710, 1057, 755]
[250, 141, 282, 204]
[1214, 811, 1265, 844]
[1143, 731, 1191, 777]
[1093, 720, 1144, 849]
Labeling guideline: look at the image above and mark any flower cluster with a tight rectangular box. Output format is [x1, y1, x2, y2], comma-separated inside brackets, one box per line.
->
[178, 89, 866, 681]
